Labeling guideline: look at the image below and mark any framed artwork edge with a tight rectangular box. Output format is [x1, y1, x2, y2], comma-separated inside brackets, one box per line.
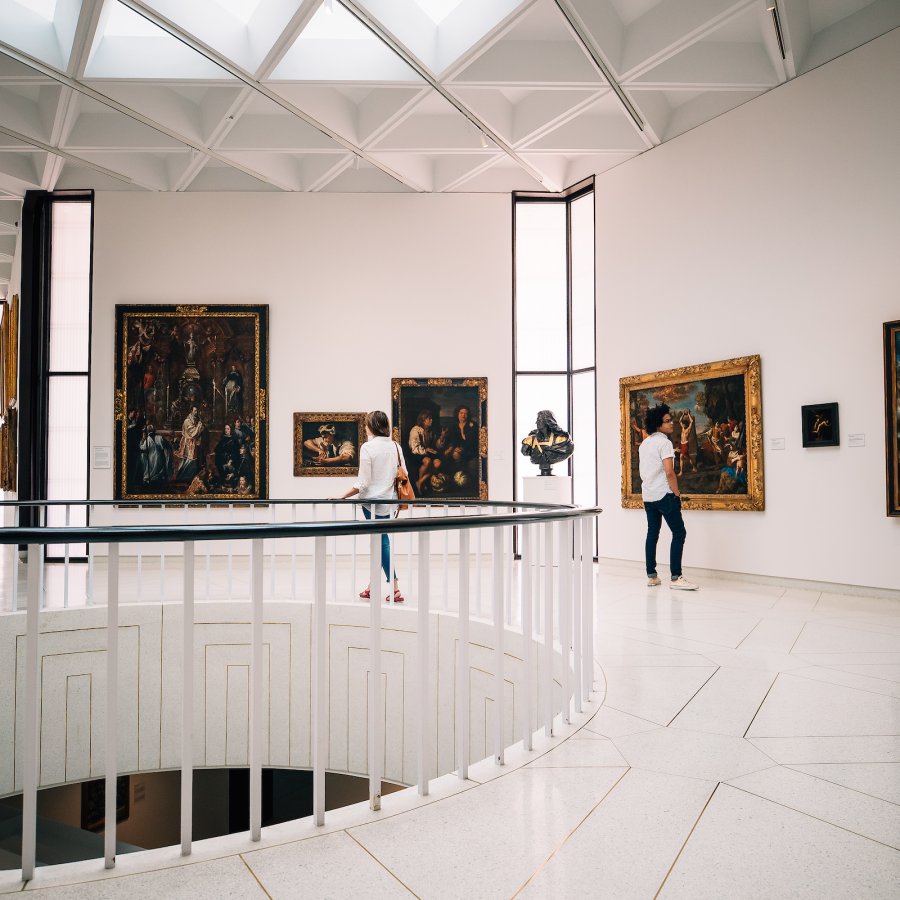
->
[885, 320, 900, 517]
[801, 401, 840, 448]
[619, 354, 765, 512]
[293, 412, 366, 478]
[391, 376, 489, 502]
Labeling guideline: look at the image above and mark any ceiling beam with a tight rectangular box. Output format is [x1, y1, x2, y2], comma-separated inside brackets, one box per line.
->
[340, 0, 555, 190]
[120, 0, 421, 192]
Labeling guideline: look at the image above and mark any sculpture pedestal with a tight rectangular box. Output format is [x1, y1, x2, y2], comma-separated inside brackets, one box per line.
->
[522, 475, 572, 507]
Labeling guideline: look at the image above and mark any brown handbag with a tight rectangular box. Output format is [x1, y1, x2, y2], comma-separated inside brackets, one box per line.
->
[394, 443, 415, 512]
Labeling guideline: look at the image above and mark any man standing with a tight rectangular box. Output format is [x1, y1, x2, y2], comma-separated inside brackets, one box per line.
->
[639, 404, 698, 590]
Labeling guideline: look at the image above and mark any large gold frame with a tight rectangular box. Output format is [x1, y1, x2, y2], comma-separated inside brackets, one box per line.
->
[620, 354, 764, 511]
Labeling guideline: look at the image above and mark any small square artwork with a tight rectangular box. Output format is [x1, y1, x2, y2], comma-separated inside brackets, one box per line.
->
[294, 413, 366, 477]
[801, 403, 839, 447]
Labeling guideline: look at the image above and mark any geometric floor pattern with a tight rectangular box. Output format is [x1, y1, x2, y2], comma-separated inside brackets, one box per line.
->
[1, 563, 898, 897]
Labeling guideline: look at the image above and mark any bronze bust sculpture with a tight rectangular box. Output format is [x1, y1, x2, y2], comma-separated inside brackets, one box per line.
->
[520, 410, 574, 476]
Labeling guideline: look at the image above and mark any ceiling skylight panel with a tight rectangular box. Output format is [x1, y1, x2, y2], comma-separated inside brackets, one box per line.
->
[15, 0, 59, 20]
[302, 2, 378, 40]
[214, 0, 265, 25]
[415, 0, 465, 25]
[104, 1, 162, 37]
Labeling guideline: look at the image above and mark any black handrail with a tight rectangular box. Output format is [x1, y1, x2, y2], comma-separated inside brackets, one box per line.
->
[0, 505, 602, 546]
[0, 498, 568, 510]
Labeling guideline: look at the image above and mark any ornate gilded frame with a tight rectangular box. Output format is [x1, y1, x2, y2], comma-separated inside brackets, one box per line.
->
[114, 304, 268, 501]
[620, 355, 764, 511]
[293, 412, 366, 477]
[391, 377, 488, 501]
[884, 320, 900, 517]
[0, 294, 18, 492]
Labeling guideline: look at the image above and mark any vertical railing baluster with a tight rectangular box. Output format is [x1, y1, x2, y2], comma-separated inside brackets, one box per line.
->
[63, 504, 71, 609]
[312, 536, 327, 825]
[105, 542, 120, 869]
[291, 503, 298, 601]
[137, 504, 143, 604]
[269, 505, 277, 599]
[417, 531, 430, 796]
[331, 504, 338, 603]
[521, 524, 533, 752]
[572, 519, 583, 715]
[249, 539, 263, 842]
[506, 509, 514, 627]
[350, 503, 357, 600]
[227, 505, 233, 601]
[582, 516, 593, 701]
[457, 528, 470, 780]
[406, 504, 413, 591]
[386, 505, 394, 605]
[369, 533, 382, 809]
[181, 541, 194, 856]
[475, 515, 483, 617]
[20, 544, 42, 882]
[493, 526, 505, 766]
[160, 538, 166, 604]
[442, 507, 449, 610]
[557, 519, 571, 725]
[86, 508, 94, 606]
[543, 521, 554, 737]
[11, 506, 20, 613]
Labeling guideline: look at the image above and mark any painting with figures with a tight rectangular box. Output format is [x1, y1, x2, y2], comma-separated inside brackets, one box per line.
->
[392, 378, 487, 501]
[620, 355, 764, 511]
[114, 304, 268, 500]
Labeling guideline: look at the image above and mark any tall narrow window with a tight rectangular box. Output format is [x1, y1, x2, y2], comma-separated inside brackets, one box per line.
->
[46, 199, 92, 557]
[514, 180, 596, 553]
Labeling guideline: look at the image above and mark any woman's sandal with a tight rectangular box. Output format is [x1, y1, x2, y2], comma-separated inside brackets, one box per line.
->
[359, 587, 371, 600]
[385, 589, 404, 603]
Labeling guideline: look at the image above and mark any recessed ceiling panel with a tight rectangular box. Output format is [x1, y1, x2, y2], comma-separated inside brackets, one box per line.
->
[452, 37, 602, 85]
[85, 0, 238, 80]
[521, 92, 644, 152]
[215, 149, 349, 190]
[77, 148, 194, 190]
[0, 82, 64, 144]
[0, 0, 80, 72]
[186, 157, 282, 190]
[270, 3, 422, 82]
[319, 158, 414, 192]
[64, 95, 187, 149]
[368, 90, 486, 150]
[445, 154, 543, 192]
[217, 93, 343, 151]
[140, 0, 302, 74]
[0, 149, 47, 192]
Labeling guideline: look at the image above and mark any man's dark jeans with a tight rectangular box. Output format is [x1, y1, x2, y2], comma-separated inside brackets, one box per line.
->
[644, 492, 686, 580]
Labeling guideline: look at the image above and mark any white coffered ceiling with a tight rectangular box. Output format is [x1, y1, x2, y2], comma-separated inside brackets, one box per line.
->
[0, 0, 897, 296]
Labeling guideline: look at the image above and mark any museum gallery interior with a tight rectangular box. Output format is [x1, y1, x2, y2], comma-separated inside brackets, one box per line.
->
[0, 0, 898, 897]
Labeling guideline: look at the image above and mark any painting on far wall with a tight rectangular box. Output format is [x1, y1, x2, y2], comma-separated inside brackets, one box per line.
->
[801, 402, 839, 448]
[620, 355, 764, 511]
[114, 304, 268, 501]
[885, 320, 900, 517]
[392, 377, 488, 501]
[293, 413, 366, 477]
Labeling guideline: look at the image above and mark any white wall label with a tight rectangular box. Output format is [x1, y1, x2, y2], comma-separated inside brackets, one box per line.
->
[92, 446, 111, 469]
[848, 433, 865, 447]
[769, 438, 785, 450]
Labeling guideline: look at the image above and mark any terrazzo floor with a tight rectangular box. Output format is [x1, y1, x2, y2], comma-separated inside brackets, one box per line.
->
[0, 561, 898, 898]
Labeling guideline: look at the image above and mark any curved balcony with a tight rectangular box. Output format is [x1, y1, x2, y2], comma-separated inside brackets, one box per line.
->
[0, 498, 601, 887]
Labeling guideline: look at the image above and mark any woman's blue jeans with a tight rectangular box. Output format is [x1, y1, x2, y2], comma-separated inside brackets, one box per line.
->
[643, 492, 686, 579]
[362, 506, 397, 582]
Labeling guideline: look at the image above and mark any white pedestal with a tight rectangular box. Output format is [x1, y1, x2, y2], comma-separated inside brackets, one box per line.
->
[522, 475, 573, 507]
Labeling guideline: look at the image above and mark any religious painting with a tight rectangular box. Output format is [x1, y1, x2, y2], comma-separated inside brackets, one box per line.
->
[293, 412, 366, 477]
[392, 378, 488, 501]
[0, 294, 19, 492]
[114, 304, 268, 500]
[620, 355, 764, 511]
[801, 402, 839, 448]
[885, 320, 900, 517]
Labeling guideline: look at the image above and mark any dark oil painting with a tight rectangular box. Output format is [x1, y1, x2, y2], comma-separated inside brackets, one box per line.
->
[801, 402, 839, 448]
[114, 305, 268, 500]
[392, 378, 488, 501]
[620, 355, 764, 511]
[293, 412, 366, 477]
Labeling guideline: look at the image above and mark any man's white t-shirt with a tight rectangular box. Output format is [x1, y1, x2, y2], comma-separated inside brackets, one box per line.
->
[639, 432, 675, 502]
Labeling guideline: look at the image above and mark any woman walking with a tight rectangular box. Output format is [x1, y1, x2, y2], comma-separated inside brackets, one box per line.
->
[335, 410, 404, 602]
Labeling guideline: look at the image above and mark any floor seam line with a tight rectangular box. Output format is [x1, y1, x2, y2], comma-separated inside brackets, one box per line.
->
[783, 669, 900, 700]
[509, 767, 631, 898]
[723, 783, 900, 851]
[741, 672, 780, 739]
[345, 829, 421, 897]
[652, 781, 720, 899]
[781, 765, 900, 808]
[239, 852, 273, 899]
[666, 665, 721, 727]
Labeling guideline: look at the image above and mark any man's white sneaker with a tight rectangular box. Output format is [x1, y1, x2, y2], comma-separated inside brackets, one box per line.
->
[647, 575, 661, 586]
[670, 576, 699, 591]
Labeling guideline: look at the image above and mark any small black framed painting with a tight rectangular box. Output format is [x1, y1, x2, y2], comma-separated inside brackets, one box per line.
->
[801, 402, 839, 448]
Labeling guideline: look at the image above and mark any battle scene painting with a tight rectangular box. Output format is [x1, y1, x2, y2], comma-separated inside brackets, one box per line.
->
[392, 378, 487, 501]
[885, 320, 900, 517]
[114, 305, 268, 500]
[620, 355, 764, 511]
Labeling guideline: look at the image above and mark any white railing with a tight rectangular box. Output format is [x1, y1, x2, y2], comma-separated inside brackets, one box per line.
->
[0, 499, 600, 883]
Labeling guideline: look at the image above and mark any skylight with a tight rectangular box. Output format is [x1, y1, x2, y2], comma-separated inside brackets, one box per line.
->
[302, 2, 373, 40]
[105, 1, 164, 38]
[214, 0, 265, 26]
[16, 0, 58, 20]
[415, 0, 466, 25]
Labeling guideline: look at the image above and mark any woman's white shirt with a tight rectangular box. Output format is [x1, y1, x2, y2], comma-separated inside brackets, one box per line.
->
[354, 436, 400, 515]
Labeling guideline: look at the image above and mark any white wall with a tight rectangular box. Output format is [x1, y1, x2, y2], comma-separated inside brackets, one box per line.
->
[90, 192, 512, 502]
[594, 30, 900, 590]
